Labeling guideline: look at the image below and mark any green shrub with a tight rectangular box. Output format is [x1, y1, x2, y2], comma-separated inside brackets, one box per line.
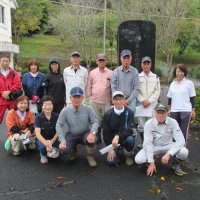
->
[155, 68, 162, 78]
[192, 88, 200, 125]
[21, 66, 48, 75]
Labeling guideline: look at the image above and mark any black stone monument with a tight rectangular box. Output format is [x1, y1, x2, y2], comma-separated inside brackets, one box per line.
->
[117, 20, 156, 72]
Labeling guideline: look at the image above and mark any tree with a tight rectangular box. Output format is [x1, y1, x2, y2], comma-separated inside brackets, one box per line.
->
[109, 0, 190, 79]
[12, 0, 50, 44]
[49, 0, 101, 66]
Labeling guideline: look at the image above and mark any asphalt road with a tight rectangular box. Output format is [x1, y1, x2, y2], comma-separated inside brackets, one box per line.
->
[0, 112, 200, 200]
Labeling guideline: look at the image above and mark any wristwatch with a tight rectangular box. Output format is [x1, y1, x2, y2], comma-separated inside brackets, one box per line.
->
[92, 131, 96, 135]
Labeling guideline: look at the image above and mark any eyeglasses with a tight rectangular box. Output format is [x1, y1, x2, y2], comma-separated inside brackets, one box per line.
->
[98, 59, 106, 62]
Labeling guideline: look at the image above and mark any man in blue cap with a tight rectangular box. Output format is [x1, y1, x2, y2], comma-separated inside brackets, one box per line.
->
[111, 49, 139, 112]
[56, 86, 98, 167]
[63, 51, 88, 105]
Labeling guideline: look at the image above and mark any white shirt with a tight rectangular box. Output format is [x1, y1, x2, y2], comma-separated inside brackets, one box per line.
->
[0, 67, 10, 77]
[167, 78, 196, 112]
[63, 65, 88, 104]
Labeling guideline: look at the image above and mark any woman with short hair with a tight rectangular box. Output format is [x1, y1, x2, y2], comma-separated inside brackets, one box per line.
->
[22, 59, 45, 114]
[35, 95, 59, 164]
[167, 64, 196, 144]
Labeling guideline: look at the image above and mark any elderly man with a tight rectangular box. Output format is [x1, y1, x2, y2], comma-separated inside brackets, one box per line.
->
[102, 91, 137, 166]
[137, 56, 160, 142]
[87, 53, 112, 140]
[135, 102, 189, 176]
[0, 53, 21, 124]
[111, 49, 139, 112]
[63, 51, 88, 105]
[56, 87, 98, 167]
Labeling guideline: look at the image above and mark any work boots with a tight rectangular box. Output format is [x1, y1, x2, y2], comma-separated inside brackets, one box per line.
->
[124, 148, 134, 166]
[86, 146, 97, 167]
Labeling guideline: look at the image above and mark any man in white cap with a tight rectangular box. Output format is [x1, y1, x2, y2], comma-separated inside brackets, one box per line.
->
[101, 91, 137, 166]
[135, 102, 189, 176]
[63, 51, 88, 105]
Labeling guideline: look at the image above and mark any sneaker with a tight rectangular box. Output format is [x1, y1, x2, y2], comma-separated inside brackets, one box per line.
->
[40, 154, 48, 164]
[86, 155, 97, 167]
[125, 156, 134, 166]
[69, 147, 77, 161]
[173, 164, 187, 176]
[13, 151, 21, 156]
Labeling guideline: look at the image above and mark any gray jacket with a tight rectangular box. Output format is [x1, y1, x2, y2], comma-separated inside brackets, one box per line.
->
[56, 104, 98, 142]
[143, 116, 185, 163]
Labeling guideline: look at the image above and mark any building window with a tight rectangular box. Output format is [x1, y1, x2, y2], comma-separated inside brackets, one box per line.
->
[0, 5, 5, 24]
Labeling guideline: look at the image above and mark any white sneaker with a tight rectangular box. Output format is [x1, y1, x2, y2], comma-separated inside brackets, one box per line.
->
[40, 154, 48, 164]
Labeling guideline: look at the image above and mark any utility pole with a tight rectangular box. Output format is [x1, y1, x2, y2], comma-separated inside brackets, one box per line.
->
[103, 0, 107, 53]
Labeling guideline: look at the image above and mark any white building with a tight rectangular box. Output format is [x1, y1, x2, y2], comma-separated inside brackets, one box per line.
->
[0, 0, 19, 68]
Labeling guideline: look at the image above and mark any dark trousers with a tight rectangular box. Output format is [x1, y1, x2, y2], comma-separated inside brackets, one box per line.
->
[61, 131, 95, 155]
[170, 112, 191, 143]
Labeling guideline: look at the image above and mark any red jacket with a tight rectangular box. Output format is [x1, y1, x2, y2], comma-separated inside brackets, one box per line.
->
[0, 69, 21, 105]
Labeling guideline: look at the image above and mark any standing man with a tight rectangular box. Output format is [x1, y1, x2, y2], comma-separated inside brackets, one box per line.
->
[87, 53, 112, 137]
[102, 91, 137, 166]
[111, 49, 139, 112]
[135, 102, 189, 176]
[0, 53, 21, 124]
[137, 56, 160, 142]
[56, 87, 98, 167]
[63, 51, 88, 105]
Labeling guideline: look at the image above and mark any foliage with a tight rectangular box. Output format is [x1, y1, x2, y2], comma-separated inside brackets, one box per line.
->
[176, 21, 196, 55]
[12, 0, 50, 44]
[192, 88, 200, 125]
[155, 68, 162, 78]
[21, 66, 48, 76]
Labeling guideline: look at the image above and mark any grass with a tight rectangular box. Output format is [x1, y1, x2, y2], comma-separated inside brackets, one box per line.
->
[19, 34, 74, 59]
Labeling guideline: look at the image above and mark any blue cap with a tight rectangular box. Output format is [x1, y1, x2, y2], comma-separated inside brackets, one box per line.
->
[120, 49, 132, 57]
[141, 56, 151, 63]
[70, 51, 81, 57]
[70, 87, 84, 96]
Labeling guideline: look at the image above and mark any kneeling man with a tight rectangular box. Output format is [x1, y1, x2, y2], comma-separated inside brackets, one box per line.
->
[56, 87, 98, 167]
[102, 91, 137, 166]
[135, 102, 188, 176]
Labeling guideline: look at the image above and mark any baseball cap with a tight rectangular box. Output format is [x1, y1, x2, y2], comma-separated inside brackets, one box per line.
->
[70, 51, 81, 57]
[120, 49, 132, 57]
[96, 53, 107, 60]
[49, 57, 59, 64]
[154, 102, 168, 112]
[141, 56, 151, 63]
[112, 91, 124, 99]
[70, 86, 84, 96]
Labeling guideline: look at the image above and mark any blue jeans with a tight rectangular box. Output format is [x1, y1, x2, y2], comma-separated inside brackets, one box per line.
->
[35, 140, 59, 156]
[106, 135, 136, 165]
[60, 131, 96, 155]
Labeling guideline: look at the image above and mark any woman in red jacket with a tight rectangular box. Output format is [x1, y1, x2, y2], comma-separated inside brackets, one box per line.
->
[6, 96, 35, 156]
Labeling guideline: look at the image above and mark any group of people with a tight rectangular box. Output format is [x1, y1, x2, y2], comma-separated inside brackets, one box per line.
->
[0, 49, 196, 177]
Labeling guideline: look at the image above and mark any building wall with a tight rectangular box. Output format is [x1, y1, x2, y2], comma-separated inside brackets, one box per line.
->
[0, 0, 12, 43]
